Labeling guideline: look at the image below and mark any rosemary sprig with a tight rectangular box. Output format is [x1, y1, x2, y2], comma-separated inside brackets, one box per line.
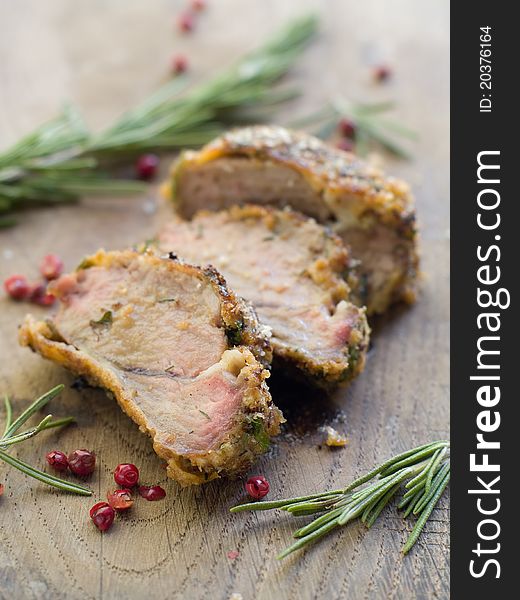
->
[0, 385, 92, 496]
[0, 451, 91, 496]
[3, 384, 65, 439]
[90, 14, 317, 154]
[230, 441, 449, 559]
[291, 96, 418, 158]
[3, 395, 13, 437]
[0, 15, 317, 224]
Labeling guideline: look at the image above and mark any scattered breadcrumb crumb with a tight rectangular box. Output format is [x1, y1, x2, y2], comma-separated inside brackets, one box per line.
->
[323, 426, 348, 447]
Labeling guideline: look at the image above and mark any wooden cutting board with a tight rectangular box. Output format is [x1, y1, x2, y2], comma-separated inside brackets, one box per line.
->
[0, 1, 449, 598]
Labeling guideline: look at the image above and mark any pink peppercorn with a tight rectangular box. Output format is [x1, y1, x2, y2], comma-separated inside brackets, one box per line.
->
[374, 64, 392, 82]
[135, 154, 160, 180]
[338, 118, 356, 140]
[4, 275, 31, 300]
[68, 449, 96, 477]
[336, 138, 355, 153]
[29, 283, 55, 306]
[171, 54, 188, 75]
[245, 475, 269, 500]
[107, 489, 134, 511]
[40, 254, 64, 281]
[45, 450, 69, 472]
[138, 485, 166, 501]
[177, 11, 194, 33]
[114, 463, 140, 487]
[90, 502, 115, 532]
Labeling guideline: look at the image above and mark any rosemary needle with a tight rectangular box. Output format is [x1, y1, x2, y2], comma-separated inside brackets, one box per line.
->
[230, 441, 450, 559]
[290, 96, 418, 159]
[3, 384, 64, 439]
[0, 385, 92, 496]
[2, 395, 13, 437]
[0, 450, 92, 496]
[0, 14, 318, 225]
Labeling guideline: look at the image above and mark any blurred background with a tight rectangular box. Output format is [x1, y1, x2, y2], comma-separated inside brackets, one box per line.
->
[0, 2, 449, 599]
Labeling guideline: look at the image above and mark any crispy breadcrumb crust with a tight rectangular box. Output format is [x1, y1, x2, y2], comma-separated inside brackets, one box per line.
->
[19, 250, 282, 486]
[165, 125, 419, 313]
[158, 205, 370, 387]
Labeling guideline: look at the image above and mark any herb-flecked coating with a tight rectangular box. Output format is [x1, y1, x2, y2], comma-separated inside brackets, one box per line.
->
[165, 125, 419, 314]
[19, 250, 282, 486]
[157, 204, 370, 387]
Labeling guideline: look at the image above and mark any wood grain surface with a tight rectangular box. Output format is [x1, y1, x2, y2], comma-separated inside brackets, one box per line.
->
[0, 1, 450, 599]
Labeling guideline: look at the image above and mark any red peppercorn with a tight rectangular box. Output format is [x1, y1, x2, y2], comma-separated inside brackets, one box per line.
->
[138, 485, 166, 501]
[89, 502, 115, 532]
[135, 154, 160, 180]
[45, 450, 69, 472]
[191, 0, 206, 11]
[29, 283, 56, 307]
[0, 483, 4, 496]
[245, 475, 269, 500]
[374, 64, 392, 82]
[68, 449, 96, 477]
[4, 275, 31, 300]
[107, 488, 134, 511]
[338, 118, 356, 140]
[336, 138, 355, 153]
[89, 501, 108, 518]
[177, 11, 194, 33]
[171, 54, 188, 75]
[114, 463, 139, 487]
[40, 254, 64, 281]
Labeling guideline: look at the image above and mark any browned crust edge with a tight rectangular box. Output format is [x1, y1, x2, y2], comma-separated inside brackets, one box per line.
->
[19, 250, 283, 486]
[159, 205, 371, 387]
[165, 125, 420, 314]
[168, 125, 416, 234]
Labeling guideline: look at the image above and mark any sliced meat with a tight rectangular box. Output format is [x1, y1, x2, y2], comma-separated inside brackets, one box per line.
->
[166, 125, 419, 314]
[157, 205, 370, 387]
[19, 250, 282, 486]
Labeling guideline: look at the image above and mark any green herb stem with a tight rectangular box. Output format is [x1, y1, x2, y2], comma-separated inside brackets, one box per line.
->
[231, 441, 449, 559]
[3, 384, 64, 439]
[3, 395, 13, 437]
[0, 449, 92, 496]
[403, 467, 450, 554]
[0, 415, 55, 448]
[1, 385, 92, 496]
[291, 95, 417, 159]
[0, 15, 318, 225]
